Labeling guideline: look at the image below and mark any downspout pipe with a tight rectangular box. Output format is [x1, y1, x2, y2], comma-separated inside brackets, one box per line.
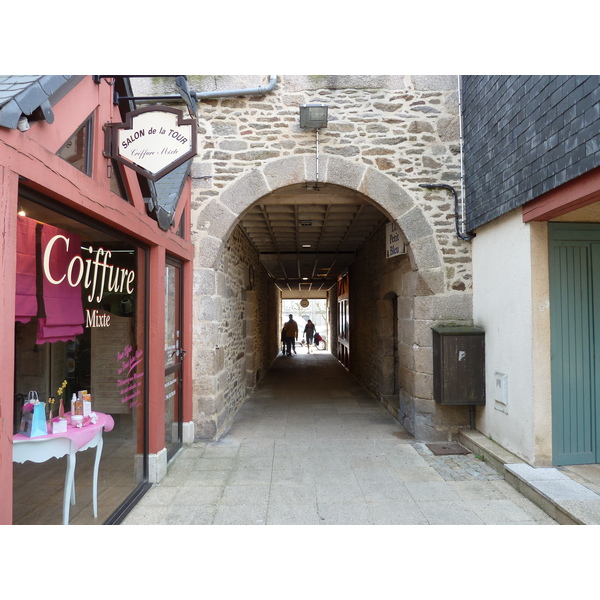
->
[419, 76, 475, 242]
[457, 74, 468, 237]
[194, 75, 277, 100]
[117, 75, 278, 102]
[419, 183, 475, 241]
[112, 76, 278, 115]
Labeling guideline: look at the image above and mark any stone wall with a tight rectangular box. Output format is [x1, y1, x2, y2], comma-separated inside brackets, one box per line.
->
[134, 75, 475, 440]
[350, 224, 472, 440]
[133, 76, 471, 282]
[193, 225, 278, 438]
[186, 75, 472, 289]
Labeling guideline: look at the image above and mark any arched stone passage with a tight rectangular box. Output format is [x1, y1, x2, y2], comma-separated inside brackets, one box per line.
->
[194, 154, 445, 290]
[191, 155, 472, 441]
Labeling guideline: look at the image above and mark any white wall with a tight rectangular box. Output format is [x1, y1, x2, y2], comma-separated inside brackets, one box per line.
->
[473, 209, 547, 464]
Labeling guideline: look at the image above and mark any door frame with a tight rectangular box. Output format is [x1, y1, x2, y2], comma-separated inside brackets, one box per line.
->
[164, 256, 185, 461]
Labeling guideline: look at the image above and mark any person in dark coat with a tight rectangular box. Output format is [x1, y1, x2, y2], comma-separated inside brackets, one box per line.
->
[303, 319, 316, 353]
[282, 314, 298, 356]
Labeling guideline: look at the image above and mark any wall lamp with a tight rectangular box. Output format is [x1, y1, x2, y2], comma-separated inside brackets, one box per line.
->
[299, 104, 328, 129]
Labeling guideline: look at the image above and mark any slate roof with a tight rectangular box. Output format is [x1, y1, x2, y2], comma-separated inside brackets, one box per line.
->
[462, 75, 600, 230]
[0, 75, 76, 129]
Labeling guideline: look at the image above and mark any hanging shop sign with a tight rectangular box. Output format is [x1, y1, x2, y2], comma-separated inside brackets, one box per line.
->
[106, 105, 197, 181]
[385, 221, 406, 258]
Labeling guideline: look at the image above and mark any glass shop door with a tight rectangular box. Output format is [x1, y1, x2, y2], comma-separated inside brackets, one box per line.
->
[164, 258, 184, 460]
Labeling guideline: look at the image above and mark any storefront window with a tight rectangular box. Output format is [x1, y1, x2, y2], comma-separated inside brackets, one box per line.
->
[108, 161, 129, 201]
[13, 194, 147, 525]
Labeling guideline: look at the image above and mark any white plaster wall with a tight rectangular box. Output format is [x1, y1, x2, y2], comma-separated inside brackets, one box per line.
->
[472, 209, 537, 463]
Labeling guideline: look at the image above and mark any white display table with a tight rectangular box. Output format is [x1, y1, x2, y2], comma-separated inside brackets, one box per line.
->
[13, 412, 114, 525]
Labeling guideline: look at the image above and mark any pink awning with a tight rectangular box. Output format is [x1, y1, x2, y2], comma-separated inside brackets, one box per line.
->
[15, 215, 38, 323]
[36, 223, 84, 344]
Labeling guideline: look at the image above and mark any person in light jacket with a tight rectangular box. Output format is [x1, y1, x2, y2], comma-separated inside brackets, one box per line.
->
[282, 314, 298, 356]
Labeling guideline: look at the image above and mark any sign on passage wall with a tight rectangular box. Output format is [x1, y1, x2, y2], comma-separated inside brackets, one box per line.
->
[385, 222, 405, 258]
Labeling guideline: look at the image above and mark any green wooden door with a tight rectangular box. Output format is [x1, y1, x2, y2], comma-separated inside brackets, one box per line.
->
[549, 223, 600, 465]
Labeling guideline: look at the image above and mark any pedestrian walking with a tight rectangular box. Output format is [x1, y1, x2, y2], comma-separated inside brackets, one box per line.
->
[303, 319, 316, 353]
[280, 327, 286, 356]
[282, 314, 298, 356]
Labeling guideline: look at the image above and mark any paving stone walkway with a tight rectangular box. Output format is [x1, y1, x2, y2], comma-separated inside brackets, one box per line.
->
[123, 351, 558, 525]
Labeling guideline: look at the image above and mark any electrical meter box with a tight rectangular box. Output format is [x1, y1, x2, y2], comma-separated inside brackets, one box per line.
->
[432, 326, 485, 406]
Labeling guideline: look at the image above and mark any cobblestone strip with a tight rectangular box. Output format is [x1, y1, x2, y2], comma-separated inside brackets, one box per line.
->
[411, 441, 502, 481]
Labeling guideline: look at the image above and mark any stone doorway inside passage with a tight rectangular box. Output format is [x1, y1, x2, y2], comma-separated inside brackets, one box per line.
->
[193, 156, 451, 441]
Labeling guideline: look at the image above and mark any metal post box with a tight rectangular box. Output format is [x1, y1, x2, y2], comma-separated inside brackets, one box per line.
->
[432, 326, 485, 406]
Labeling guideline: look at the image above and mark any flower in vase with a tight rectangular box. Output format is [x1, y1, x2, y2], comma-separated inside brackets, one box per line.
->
[57, 380, 68, 397]
[47, 396, 56, 420]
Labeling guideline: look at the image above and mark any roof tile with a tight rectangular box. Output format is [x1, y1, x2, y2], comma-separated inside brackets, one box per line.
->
[0, 75, 74, 129]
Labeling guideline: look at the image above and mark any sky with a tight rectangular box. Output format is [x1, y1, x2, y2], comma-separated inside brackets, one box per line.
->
[4, 3, 596, 76]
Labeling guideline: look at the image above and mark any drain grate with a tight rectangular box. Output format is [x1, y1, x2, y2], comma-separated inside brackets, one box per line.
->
[425, 442, 470, 456]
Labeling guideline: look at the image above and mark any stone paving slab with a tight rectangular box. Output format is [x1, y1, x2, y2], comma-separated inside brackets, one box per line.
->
[123, 353, 559, 526]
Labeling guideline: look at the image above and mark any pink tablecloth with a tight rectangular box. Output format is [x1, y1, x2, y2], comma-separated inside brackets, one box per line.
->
[13, 412, 114, 450]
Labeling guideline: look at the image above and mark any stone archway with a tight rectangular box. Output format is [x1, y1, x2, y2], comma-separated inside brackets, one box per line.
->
[191, 155, 471, 440]
[194, 155, 445, 288]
